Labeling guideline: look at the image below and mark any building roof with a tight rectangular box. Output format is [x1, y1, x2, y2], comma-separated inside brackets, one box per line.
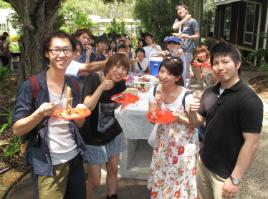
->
[215, 0, 244, 5]
[0, 9, 14, 23]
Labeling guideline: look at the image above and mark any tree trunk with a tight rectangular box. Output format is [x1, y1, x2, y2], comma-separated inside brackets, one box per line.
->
[4, 0, 63, 80]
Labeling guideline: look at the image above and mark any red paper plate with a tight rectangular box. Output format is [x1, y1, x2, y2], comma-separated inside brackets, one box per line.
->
[146, 110, 176, 124]
[52, 108, 91, 120]
[111, 93, 139, 104]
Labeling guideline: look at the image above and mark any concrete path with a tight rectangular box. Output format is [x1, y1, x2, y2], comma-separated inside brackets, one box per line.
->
[4, 71, 268, 199]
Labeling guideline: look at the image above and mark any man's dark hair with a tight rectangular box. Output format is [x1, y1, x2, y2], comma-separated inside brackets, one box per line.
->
[95, 35, 108, 44]
[135, 47, 145, 56]
[210, 42, 242, 74]
[43, 31, 75, 64]
[176, 4, 189, 11]
[2, 32, 9, 37]
[73, 28, 93, 39]
[144, 32, 153, 38]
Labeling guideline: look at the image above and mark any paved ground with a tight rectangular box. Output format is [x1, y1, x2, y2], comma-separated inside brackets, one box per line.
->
[3, 71, 268, 199]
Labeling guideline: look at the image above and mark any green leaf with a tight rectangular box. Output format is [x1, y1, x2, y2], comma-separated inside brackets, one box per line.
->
[0, 112, 9, 117]
[0, 123, 9, 134]
[4, 143, 20, 157]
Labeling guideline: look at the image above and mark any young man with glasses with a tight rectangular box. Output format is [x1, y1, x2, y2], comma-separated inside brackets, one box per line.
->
[12, 31, 90, 199]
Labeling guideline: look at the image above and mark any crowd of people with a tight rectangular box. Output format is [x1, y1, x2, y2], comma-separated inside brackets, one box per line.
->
[11, 3, 263, 199]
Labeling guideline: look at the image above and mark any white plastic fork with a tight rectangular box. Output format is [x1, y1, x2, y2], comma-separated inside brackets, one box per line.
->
[111, 95, 123, 101]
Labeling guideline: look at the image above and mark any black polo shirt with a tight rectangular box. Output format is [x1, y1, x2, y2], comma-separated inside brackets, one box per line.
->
[198, 80, 263, 178]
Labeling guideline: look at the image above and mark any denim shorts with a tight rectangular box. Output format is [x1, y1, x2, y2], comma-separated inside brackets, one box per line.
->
[85, 133, 127, 164]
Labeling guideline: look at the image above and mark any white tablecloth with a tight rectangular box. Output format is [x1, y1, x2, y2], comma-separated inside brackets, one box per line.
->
[115, 90, 155, 139]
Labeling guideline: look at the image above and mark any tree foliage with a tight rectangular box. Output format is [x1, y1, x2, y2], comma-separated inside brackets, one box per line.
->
[59, 1, 94, 33]
[106, 18, 126, 35]
[3, 0, 64, 80]
[102, 0, 125, 3]
[0, 0, 10, 8]
[134, 0, 217, 44]
[202, 0, 216, 36]
[134, 0, 178, 45]
[78, 0, 134, 19]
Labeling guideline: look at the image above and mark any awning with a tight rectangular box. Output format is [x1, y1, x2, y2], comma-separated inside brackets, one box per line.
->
[215, 0, 242, 6]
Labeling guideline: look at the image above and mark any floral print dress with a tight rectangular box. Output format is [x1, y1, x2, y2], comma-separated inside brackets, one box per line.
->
[148, 89, 199, 199]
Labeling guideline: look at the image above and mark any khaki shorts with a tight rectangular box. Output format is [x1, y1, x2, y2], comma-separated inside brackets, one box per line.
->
[38, 161, 69, 199]
[197, 157, 240, 199]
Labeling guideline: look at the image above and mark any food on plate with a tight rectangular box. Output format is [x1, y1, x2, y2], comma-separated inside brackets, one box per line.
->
[53, 108, 91, 120]
[66, 86, 72, 115]
[141, 76, 150, 82]
[123, 88, 139, 95]
[59, 109, 80, 118]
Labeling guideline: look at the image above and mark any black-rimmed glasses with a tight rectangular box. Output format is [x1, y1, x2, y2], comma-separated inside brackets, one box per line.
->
[48, 48, 73, 56]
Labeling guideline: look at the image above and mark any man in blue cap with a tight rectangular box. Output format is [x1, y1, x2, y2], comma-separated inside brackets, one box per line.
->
[164, 36, 183, 57]
[164, 36, 192, 87]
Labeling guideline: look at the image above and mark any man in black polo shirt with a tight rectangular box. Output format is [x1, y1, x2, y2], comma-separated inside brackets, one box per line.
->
[189, 42, 263, 199]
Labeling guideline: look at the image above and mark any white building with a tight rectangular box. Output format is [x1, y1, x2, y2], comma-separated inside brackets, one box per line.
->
[89, 15, 140, 36]
[0, 8, 17, 36]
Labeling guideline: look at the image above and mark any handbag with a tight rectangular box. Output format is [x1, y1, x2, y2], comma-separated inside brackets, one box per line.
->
[148, 124, 159, 147]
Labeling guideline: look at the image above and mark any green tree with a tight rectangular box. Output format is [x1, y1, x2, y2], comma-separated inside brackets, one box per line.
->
[106, 18, 126, 35]
[134, 0, 202, 45]
[59, 2, 94, 33]
[0, 0, 10, 8]
[134, 0, 178, 45]
[102, 0, 124, 2]
[3, 0, 64, 80]
[2, 0, 117, 80]
[202, 0, 216, 37]
[78, 0, 134, 19]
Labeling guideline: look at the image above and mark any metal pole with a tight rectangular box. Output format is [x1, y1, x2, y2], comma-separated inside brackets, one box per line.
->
[200, 0, 203, 44]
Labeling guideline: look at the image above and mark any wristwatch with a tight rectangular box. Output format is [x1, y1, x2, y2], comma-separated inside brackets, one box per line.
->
[230, 176, 241, 185]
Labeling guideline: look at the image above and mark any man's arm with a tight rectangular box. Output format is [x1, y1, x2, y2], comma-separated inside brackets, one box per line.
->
[173, 31, 200, 40]
[231, 133, 260, 180]
[79, 59, 107, 76]
[172, 15, 191, 31]
[189, 31, 200, 40]
[13, 102, 55, 136]
[222, 132, 260, 198]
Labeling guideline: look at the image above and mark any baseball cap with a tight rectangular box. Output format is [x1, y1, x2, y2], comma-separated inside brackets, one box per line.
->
[164, 36, 181, 44]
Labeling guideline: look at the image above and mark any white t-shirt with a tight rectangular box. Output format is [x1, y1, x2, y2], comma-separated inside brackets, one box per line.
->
[47, 90, 78, 165]
[132, 58, 149, 73]
[65, 60, 83, 78]
[143, 45, 162, 58]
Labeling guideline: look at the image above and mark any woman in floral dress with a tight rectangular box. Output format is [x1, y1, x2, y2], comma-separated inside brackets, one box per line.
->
[148, 57, 199, 199]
